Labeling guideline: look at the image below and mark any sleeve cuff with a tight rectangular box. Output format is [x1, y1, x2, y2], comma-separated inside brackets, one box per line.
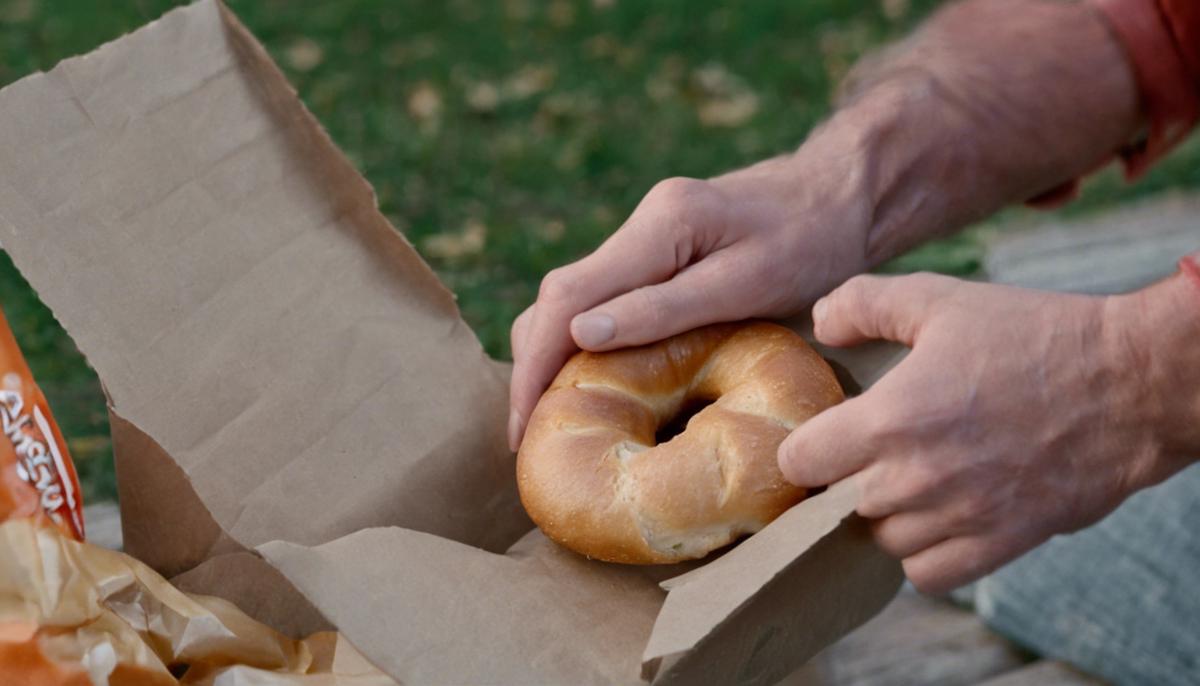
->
[1026, 0, 1200, 210]
[1181, 253, 1200, 295]
[1092, 0, 1199, 179]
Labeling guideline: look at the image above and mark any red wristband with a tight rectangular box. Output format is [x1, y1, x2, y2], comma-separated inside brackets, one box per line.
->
[1181, 254, 1200, 295]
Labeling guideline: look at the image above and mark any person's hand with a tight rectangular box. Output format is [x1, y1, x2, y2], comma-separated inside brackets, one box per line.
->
[508, 152, 872, 450]
[506, 0, 1143, 453]
[777, 271, 1200, 594]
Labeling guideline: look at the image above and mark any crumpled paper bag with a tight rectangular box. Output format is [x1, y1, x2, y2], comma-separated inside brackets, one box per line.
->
[0, 517, 394, 685]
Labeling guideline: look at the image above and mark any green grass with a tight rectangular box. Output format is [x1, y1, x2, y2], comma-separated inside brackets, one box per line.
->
[2, 0, 1198, 503]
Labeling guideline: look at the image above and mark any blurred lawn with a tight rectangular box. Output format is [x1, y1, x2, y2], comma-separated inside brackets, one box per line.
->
[2, 0, 1199, 503]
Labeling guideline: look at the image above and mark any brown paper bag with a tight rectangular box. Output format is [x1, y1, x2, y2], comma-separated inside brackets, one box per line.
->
[0, 1, 904, 682]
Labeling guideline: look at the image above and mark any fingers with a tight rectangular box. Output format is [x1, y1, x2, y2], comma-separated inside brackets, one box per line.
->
[510, 305, 534, 360]
[812, 273, 957, 348]
[870, 511, 951, 560]
[507, 305, 537, 449]
[508, 177, 725, 449]
[777, 397, 875, 487]
[902, 535, 1017, 596]
[570, 256, 751, 351]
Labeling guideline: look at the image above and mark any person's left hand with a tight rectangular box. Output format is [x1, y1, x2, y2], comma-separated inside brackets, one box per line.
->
[776, 272, 1197, 594]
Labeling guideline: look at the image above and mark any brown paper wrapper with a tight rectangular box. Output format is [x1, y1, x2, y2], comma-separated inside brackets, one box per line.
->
[0, 518, 395, 685]
[0, 1, 907, 682]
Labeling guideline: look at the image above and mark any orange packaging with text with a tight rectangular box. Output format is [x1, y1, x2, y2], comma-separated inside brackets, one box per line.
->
[0, 308, 84, 540]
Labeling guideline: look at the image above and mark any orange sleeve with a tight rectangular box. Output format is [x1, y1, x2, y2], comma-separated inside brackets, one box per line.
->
[1182, 253, 1200, 296]
[1092, 0, 1200, 177]
[1159, 0, 1200, 84]
[1027, 0, 1200, 209]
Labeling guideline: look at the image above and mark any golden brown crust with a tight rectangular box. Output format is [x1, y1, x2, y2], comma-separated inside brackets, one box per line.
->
[517, 321, 844, 564]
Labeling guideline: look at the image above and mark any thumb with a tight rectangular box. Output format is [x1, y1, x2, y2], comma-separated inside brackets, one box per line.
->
[812, 273, 955, 348]
[777, 395, 874, 487]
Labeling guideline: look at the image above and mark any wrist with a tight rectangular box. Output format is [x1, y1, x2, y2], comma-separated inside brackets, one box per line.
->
[708, 143, 874, 301]
[1103, 268, 1200, 482]
[825, 0, 1139, 260]
[822, 78, 982, 266]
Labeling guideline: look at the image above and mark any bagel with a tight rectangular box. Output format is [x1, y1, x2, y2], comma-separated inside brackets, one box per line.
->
[516, 321, 844, 564]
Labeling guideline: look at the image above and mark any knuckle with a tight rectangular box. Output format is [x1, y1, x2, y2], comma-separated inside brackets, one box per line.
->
[646, 177, 717, 234]
[538, 268, 577, 304]
[907, 460, 948, 495]
[648, 176, 708, 209]
[632, 285, 671, 321]
[895, 474, 933, 507]
[870, 523, 901, 556]
[510, 307, 533, 344]
[903, 561, 941, 595]
[958, 492, 1006, 528]
[898, 271, 956, 304]
[836, 274, 874, 300]
[832, 274, 879, 316]
[958, 496, 988, 522]
[864, 404, 910, 443]
[856, 487, 889, 519]
[855, 467, 889, 512]
[900, 271, 942, 288]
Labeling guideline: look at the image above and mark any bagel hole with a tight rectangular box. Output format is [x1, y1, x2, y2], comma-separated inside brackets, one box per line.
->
[655, 397, 715, 445]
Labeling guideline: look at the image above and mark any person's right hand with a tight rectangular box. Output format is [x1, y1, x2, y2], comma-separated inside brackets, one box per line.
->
[508, 151, 872, 450]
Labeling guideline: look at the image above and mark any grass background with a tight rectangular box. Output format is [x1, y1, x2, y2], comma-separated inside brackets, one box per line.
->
[1, 0, 1198, 503]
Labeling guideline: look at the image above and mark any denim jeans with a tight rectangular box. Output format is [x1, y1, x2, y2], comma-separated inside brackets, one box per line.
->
[961, 463, 1200, 686]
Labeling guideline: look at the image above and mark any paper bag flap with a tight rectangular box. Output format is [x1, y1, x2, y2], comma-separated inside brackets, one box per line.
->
[641, 336, 908, 684]
[643, 480, 903, 684]
[0, 0, 528, 559]
[171, 551, 334, 638]
[257, 527, 688, 685]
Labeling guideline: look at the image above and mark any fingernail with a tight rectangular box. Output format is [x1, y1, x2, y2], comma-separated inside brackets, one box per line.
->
[507, 410, 524, 452]
[776, 445, 799, 485]
[572, 313, 616, 348]
[812, 298, 829, 324]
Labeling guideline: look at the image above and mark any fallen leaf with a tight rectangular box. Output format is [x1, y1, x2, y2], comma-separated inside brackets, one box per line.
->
[1, 0, 36, 23]
[698, 92, 759, 127]
[882, 0, 910, 20]
[505, 65, 556, 100]
[548, 0, 575, 27]
[537, 219, 566, 242]
[423, 219, 487, 260]
[285, 37, 324, 72]
[691, 63, 759, 127]
[586, 34, 618, 60]
[646, 55, 686, 102]
[382, 43, 408, 67]
[504, 0, 533, 21]
[407, 82, 443, 123]
[465, 81, 501, 113]
[692, 62, 740, 96]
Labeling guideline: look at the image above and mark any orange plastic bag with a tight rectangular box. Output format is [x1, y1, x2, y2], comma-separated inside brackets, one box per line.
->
[0, 306, 84, 540]
[0, 310, 393, 683]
